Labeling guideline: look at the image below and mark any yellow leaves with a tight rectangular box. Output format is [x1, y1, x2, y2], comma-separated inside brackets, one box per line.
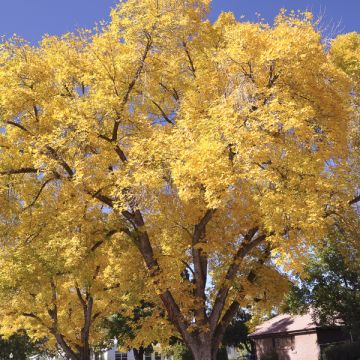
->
[330, 32, 360, 81]
[170, 134, 233, 208]
[0, 0, 357, 352]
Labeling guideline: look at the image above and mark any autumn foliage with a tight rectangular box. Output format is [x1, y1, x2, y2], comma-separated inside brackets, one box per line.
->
[0, 1, 358, 359]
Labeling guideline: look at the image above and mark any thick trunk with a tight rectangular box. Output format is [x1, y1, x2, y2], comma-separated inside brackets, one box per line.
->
[186, 337, 218, 360]
[79, 348, 91, 360]
[133, 348, 145, 360]
[191, 345, 214, 360]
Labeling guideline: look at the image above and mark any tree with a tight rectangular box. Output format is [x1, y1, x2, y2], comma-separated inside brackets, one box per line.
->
[284, 225, 360, 339]
[0, 1, 358, 359]
[0, 332, 39, 359]
[222, 311, 253, 357]
[0, 199, 146, 360]
[101, 302, 157, 360]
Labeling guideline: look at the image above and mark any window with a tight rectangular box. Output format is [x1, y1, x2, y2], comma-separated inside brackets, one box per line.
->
[115, 352, 128, 360]
[275, 336, 295, 350]
[144, 352, 152, 360]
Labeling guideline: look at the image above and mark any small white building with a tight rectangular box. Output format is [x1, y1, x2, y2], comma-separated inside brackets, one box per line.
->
[29, 343, 169, 360]
[94, 342, 169, 360]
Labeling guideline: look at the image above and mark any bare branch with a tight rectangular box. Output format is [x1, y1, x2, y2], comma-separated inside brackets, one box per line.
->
[24, 177, 54, 209]
[209, 228, 267, 331]
[45, 146, 74, 177]
[0, 167, 37, 176]
[97, 134, 127, 163]
[183, 42, 196, 77]
[6, 120, 32, 134]
[85, 188, 114, 208]
[111, 33, 153, 142]
[75, 282, 86, 308]
[151, 100, 174, 124]
[349, 195, 360, 206]
[212, 301, 240, 357]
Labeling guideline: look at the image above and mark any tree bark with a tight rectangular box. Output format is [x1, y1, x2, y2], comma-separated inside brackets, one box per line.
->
[190, 344, 213, 360]
[133, 347, 145, 360]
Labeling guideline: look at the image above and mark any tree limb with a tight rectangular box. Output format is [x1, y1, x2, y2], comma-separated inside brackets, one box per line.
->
[0, 167, 37, 175]
[209, 228, 267, 331]
[151, 100, 174, 124]
[349, 195, 360, 206]
[183, 42, 196, 77]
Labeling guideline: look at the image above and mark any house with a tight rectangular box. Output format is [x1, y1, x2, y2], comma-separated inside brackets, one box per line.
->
[93, 342, 170, 360]
[94, 343, 242, 360]
[29, 343, 169, 360]
[248, 311, 349, 360]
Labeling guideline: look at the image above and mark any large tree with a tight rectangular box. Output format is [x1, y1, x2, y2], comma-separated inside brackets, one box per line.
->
[284, 223, 360, 339]
[0, 1, 358, 359]
[0, 199, 146, 360]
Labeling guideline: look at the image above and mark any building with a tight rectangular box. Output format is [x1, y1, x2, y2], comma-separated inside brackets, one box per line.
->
[29, 343, 169, 360]
[94, 342, 169, 360]
[249, 312, 349, 360]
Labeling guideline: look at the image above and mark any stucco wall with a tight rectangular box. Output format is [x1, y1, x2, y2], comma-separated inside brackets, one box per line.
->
[254, 332, 321, 360]
[254, 337, 274, 359]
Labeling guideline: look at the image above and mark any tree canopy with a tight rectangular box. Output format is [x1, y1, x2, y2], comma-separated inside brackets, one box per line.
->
[284, 223, 360, 339]
[0, 201, 146, 359]
[0, 1, 358, 359]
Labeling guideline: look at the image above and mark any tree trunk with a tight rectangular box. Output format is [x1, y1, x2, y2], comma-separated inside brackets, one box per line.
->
[187, 339, 216, 360]
[80, 348, 91, 360]
[216, 347, 228, 360]
[191, 347, 213, 360]
[133, 347, 145, 360]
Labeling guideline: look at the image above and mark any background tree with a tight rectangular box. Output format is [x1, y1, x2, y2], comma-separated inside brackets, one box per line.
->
[0, 332, 40, 360]
[0, 1, 358, 359]
[0, 200, 146, 360]
[221, 311, 254, 358]
[101, 302, 159, 360]
[284, 224, 360, 339]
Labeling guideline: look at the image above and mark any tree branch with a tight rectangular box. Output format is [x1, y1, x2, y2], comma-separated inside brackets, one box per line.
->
[349, 195, 360, 206]
[192, 209, 216, 323]
[22, 312, 48, 329]
[24, 177, 54, 209]
[209, 228, 267, 332]
[6, 120, 31, 134]
[111, 33, 153, 142]
[45, 146, 74, 177]
[97, 134, 127, 163]
[212, 301, 240, 358]
[151, 100, 174, 124]
[0, 167, 37, 176]
[183, 42, 196, 77]
[85, 188, 114, 208]
[122, 209, 193, 345]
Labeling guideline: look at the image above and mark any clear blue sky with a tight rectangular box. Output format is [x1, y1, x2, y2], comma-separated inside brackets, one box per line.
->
[0, 0, 358, 44]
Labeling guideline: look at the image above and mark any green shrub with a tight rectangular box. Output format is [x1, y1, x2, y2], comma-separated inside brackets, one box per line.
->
[323, 342, 360, 360]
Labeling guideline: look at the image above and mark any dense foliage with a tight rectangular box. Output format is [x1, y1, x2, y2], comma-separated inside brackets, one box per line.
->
[0, 333, 39, 360]
[285, 226, 360, 339]
[324, 342, 360, 360]
[0, 1, 358, 359]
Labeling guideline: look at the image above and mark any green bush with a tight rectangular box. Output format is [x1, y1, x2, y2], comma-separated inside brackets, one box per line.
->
[323, 342, 360, 360]
[260, 351, 278, 360]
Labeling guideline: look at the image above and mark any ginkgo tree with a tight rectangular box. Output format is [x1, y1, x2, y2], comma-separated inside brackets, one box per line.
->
[0, 0, 358, 359]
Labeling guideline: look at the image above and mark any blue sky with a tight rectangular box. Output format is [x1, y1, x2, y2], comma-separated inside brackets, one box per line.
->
[0, 0, 358, 44]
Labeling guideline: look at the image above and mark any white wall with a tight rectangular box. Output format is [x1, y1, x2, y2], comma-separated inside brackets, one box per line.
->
[100, 344, 169, 360]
